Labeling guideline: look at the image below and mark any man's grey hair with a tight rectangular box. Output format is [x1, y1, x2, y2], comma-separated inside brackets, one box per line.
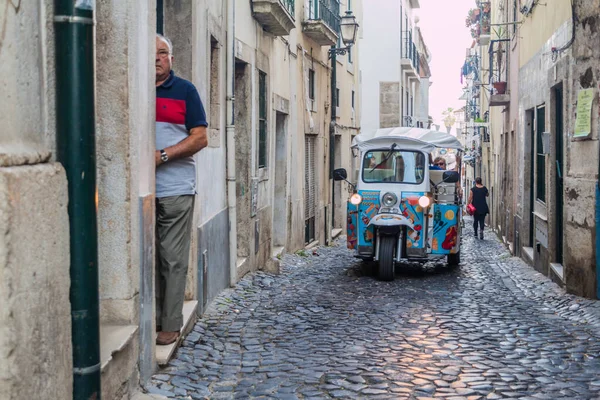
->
[157, 34, 173, 54]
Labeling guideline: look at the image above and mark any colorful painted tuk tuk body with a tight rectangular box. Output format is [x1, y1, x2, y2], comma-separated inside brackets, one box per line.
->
[338, 127, 463, 281]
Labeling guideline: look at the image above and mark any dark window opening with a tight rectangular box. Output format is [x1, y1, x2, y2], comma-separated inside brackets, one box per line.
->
[309, 69, 315, 101]
[258, 71, 267, 169]
[157, 0, 164, 34]
[536, 106, 546, 202]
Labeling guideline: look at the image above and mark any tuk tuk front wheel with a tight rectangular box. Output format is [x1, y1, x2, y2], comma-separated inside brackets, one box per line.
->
[378, 235, 396, 281]
[447, 251, 461, 266]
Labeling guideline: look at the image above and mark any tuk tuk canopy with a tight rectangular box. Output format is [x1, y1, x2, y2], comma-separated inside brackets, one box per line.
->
[352, 127, 463, 153]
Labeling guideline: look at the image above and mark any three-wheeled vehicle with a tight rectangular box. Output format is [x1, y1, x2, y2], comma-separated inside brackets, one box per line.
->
[334, 127, 463, 281]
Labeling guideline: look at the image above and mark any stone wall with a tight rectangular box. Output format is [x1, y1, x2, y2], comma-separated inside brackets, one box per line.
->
[565, 0, 600, 298]
[0, 165, 72, 400]
[379, 82, 401, 128]
[0, 2, 72, 398]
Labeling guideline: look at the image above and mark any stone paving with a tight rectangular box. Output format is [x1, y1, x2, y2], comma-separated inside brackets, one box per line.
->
[147, 229, 600, 399]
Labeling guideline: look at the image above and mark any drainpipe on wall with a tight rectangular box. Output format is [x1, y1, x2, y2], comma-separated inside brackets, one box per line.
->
[226, 0, 238, 286]
[53, 1, 100, 399]
[329, 47, 337, 244]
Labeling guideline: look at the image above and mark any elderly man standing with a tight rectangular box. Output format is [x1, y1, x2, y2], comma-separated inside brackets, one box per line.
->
[155, 34, 208, 345]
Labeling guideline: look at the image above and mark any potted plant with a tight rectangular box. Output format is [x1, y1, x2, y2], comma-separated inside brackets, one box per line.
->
[493, 81, 507, 94]
[466, 8, 480, 27]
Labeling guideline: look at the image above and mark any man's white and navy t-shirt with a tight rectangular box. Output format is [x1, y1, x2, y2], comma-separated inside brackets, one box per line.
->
[156, 71, 208, 198]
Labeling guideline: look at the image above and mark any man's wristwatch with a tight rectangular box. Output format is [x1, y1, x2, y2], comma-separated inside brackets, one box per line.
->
[160, 149, 169, 163]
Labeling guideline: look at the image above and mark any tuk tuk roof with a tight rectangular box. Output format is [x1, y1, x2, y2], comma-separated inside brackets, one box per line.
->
[352, 127, 463, 153]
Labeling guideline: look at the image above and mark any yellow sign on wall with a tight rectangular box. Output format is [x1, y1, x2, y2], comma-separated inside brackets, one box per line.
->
[574, 88, 594, 138]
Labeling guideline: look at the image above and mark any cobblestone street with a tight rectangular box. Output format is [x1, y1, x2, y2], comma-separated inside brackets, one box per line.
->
[148, 230, 600, 400]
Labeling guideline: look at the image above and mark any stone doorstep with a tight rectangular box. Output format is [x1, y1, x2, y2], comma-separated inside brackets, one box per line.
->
[522, 246, 534, 265]
[156, 300, 198, 366]
[100, 324, 138, 373]
[331, 228, 343, 239]
[550, 262, 565, 283]
[131, 391, 168, 400]
[272, 246, 285, 259]
[305, 240, 319, 250]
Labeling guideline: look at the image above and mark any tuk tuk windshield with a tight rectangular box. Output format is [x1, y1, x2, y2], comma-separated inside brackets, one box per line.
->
[363, 150, 425, 184]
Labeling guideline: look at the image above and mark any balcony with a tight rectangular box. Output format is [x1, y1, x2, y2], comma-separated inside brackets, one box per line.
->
[401, 34, 420, 80]
[252, 0, 296, 36]
[302, 0, 340, 46]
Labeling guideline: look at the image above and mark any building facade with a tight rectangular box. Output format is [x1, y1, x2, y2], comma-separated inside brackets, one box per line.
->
[462, 0, 599, 298]
[360, 0, 432, 136]
[0, 0, 362, 398]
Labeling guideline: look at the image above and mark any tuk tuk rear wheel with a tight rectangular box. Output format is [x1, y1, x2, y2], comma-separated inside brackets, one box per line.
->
[447, 251, 460, 266]
[378, 236, 396, 281]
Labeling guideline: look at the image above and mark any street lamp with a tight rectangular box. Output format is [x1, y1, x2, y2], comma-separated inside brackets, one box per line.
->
[328, 11, 359, 58]
[329, 10, 359, 244]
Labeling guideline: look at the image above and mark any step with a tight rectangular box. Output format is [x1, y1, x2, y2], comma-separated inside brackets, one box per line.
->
[272, 246, 285, 259]
[522, 247, 534, 264]
[331, 228, 343, 239]
[305, 240, 319, 250]
[550, 263, 565, 283]
[100, 324, 139, 400]
[100, 324, 138, 372]
[156, 300, 198, 366]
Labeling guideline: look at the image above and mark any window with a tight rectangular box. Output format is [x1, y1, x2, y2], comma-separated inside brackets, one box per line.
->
[157, 0, 164, 34]
[336, 88, 340, 107]
[347, 47, 352, 63]
[308, 69, 315, 101]
[351, 90, 355, 109]
[362, 150, 425, 184]
[258, 71, 267, 169]
[536, 106, 546, 202]
[512, 0, 518, 34]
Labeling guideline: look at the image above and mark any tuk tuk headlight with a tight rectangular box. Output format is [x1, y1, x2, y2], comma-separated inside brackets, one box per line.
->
[350, 193, 363, 205]
[382, 192, 398, 207]
[418, 195, 431, 208]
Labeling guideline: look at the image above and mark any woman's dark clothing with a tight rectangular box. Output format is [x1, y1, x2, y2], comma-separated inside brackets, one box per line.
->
[473, 213, 486, 233]
[471, 185, 489, 235]
[471, 186, 489, 215]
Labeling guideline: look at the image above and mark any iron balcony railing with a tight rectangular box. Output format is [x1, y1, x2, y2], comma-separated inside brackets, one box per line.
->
[402, 32, 420, 74]
[280, 0, 295, 18]
[308, 0, 340, 34]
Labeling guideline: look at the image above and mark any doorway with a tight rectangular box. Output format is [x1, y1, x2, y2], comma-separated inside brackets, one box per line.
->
[526, 109, 535, 247]
[273, 112, 288, 247]
[554, 85, 564, 264]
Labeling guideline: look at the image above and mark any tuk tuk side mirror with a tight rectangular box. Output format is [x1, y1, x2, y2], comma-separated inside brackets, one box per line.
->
[333, 168, 348, 181]
[443, 170, 460, 183]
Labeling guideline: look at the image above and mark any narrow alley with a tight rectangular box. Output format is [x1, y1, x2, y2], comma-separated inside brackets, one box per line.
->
[147, 230, 600, 400]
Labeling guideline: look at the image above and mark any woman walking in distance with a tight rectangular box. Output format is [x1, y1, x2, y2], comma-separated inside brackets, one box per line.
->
[468, 177, 489, 239]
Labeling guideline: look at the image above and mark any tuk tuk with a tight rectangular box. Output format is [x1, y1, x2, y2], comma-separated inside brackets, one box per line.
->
[333, 127, 463, 281]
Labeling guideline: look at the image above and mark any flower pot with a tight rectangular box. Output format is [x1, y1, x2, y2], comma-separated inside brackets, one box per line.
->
[493, 81, 507, 94]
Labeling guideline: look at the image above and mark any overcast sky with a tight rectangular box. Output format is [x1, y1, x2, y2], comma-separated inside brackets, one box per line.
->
[416, 0, 474, 126]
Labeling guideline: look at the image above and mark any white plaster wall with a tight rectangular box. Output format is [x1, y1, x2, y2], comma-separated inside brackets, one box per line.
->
[359, 0, 402, 134]
[194, 2, 228, 224]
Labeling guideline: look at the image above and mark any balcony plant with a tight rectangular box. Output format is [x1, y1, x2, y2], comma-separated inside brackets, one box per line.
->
[492, 81, 507, 94]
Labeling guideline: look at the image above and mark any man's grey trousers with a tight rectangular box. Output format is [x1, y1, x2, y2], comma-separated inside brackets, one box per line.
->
[156, 195, 195, 332]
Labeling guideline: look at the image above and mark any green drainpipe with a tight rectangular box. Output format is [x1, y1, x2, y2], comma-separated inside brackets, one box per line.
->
[54, 1, 101, 399]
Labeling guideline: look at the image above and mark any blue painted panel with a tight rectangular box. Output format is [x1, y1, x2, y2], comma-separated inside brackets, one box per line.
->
[357, 190, 380, 248]
[430, 204, 460, 255]
[400, 192, 426, 249]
